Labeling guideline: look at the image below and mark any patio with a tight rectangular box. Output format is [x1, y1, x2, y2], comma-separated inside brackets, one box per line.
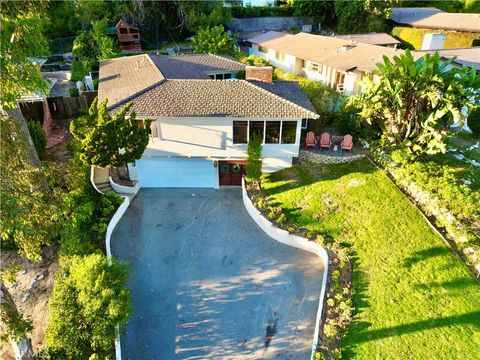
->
[300, 133, 367, 164]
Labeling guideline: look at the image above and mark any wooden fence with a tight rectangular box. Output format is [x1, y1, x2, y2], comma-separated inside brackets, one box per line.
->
[48, 96, 89, 119]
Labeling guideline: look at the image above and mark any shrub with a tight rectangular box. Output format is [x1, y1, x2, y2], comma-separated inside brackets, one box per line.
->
[467, 107, 480, 138]
[27, 120, 47, 157]
[71, 60, 88, 82]
[231, 5, 294, 18]
[392, 27, 480, 50]
[277, 213, 287, 225]
[323, 321, 340, 339]
[69, 87, 79, 97]
[316, 234, 326, 245]
[287, 226, 296, 233]
[45, 253, 131, 358]
[245, 133, 263, 182]
[306, 230, 315, 239]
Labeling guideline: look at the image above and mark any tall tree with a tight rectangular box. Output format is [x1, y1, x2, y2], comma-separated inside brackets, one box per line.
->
[192, 25, 238, 56]
[348, 50, 480, 155]
[70, 99, 150, 172]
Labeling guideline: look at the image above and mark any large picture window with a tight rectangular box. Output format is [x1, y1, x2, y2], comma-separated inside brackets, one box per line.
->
[281, 121, 297, 144]
[265, 121, 280, 144]
[249, 121, 265, 141]
[233, 121, 248, 144]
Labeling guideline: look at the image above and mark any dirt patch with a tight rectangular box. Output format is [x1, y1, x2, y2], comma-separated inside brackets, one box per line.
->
[0, 246, 59, 358]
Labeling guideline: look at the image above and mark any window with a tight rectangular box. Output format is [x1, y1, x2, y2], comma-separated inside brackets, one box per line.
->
[302, 59, 307, 68]
[224, 73, 232, 80]
[249, 121, 265, 142]
[119, 28, 128, 34]
[150, 121, 158, 138]
[233, 121, 248, 144]
[281, 121, 297, 144]
[301, 118, 308, 129]
[265, 121, 280, 144]
[308, 62, 323, 73]
[258, 46, 268, 53]
[135, 119, 145, 129]
[275, 51, 285, 62]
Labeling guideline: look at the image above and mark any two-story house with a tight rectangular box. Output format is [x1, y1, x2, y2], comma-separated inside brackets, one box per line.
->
[98, 54, 318, 188]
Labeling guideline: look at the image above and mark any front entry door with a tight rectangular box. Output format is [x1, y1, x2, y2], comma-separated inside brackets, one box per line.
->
[218, 161, 246, 186]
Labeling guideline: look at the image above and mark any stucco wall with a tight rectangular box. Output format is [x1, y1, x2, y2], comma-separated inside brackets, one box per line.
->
[142, 117, 302, 159]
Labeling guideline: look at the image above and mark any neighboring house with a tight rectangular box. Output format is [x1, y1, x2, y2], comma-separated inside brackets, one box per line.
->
[107, 18, 142, 52]
[414, 47, 480, 72]
[249, 31, 405, 95]
[334, 33, 401, 48]
[224, 0, 275, 6]
[390, 7, 480, 33]
[98, 54, 318, 188]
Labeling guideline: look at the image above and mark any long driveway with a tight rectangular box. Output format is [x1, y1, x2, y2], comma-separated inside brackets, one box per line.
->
[111, 188, 324, 359]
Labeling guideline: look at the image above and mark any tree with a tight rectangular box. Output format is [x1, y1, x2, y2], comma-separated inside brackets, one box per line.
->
[292, 0, 335, 26]
[45, 254, 131, 358]
[245, 134, 263, 183]
[334, 0, 398, 34]
[26, 121, 47, 158]
[177, 1, 231, 33]
[348, 50, 480, 155]
[192, 25, 238, 56]
[71, 99, 151, 172]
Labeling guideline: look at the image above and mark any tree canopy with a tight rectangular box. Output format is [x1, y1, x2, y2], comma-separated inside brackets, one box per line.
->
[44, 254, 131, 358]
[71, 99, 151, 168]
[348, 50, 480, 155]
[192, 25, 238, 56]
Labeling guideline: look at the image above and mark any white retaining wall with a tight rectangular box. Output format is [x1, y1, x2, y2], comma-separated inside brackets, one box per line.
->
[105, 195, 131, 360]
[109, 176, 140, 195]
[241, 178, 329, 359]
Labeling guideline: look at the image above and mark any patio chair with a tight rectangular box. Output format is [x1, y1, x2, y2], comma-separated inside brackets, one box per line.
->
[320, 132, 332, 150]
[305, 131, 317, 148]
[341, 134, 353, 152]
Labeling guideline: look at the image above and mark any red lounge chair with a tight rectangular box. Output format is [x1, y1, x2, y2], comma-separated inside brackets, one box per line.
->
[341, 134, 353, 152]
[320, 132, 332, 150]
[305, 131, 317, 148]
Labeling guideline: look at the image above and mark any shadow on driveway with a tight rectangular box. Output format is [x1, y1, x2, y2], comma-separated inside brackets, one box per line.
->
[112, 188, 324, 359]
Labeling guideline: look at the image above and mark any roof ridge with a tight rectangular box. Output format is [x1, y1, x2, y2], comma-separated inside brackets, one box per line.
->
[242, 80, 318, 119]
[108, 79, 166, 110]
[209, 53, 245, 66]
[146, 54, 165, 79]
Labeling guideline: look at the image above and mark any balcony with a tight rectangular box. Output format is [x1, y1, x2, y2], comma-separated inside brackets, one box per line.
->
[117, 33, 140, 43]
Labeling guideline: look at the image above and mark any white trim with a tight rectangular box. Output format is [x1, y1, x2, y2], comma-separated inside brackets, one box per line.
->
[241, 178, 329, 360]
[105, 195, 132, 360]
[109, 176, 140, 194]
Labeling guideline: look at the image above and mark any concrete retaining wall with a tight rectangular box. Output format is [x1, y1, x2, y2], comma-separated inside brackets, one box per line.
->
[229, 17, 313, 33]
[109, 176, 140, 195]
[241, 178, 329, 359]
[105, 195, 132, 360]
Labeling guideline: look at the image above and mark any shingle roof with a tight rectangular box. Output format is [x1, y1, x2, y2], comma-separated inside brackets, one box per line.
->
[414, 47, 480, 69]
[248, 31, 293, 44]
[334, 33, 401, 46]
[148, 54, 245, 79]
[110, 79, 319, 119]
[255, 32, 405, 73]
[98, 54, 164, 106]
[390, 7, 480, 33]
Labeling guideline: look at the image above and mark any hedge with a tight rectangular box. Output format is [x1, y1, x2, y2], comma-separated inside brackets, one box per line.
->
[391, 26, 480, 50]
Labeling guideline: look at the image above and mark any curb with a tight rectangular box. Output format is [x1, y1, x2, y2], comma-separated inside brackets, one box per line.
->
[241, 178, 329, 359]
[105, 195, 133, 360]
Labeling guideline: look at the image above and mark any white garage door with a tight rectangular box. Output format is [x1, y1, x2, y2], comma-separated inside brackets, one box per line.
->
[136, 158, 216, 188]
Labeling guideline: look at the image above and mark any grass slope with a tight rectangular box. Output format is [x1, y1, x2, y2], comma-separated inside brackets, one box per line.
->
[262, 159, 480, 359]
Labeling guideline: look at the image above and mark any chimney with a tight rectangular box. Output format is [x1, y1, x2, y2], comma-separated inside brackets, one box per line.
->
[245, 66, 273, 83]
[421, 33, 446, 50]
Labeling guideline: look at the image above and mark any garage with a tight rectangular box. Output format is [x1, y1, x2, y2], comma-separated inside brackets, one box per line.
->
[136, 158, 216, 188]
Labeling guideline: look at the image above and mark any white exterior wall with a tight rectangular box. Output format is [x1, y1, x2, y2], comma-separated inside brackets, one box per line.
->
[140, 116, 302, 171]
[343, 71, 358, 96]
[243, 0, 274, 6]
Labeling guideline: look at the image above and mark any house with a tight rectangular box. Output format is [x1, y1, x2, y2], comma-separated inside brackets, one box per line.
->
[414, 47, 480, 72]
[224, 0, 275, 6]
[390, 7, 480, 33]
[248, 31, 405, 95]
[107, 18, 142, 52]
[334, 33, 401, 48]
[98, 54, 318, 188]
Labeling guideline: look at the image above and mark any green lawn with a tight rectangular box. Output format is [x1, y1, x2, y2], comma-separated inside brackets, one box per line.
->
[262, 158, 480, 359]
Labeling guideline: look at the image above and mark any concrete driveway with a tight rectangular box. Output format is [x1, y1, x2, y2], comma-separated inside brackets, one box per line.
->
[112, 188, 324, 359]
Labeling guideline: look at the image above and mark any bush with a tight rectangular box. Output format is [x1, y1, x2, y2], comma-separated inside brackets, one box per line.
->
[71, 60, 88, 82]
[27, 120, 47, 157]
[69, 87, 79, 97]
[467, 108, 480, 138]
[391, 27, 480, 50]
[45, 253, 131, 358]
[245, 133, 263, 182]
[277, 213, 287, 225]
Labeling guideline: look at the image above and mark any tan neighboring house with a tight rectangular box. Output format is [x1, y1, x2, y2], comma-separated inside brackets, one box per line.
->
[334, 33, 401, 48]
[248, 31, 405, 95]
[390, 7, 480, 33]
[98, 54, 318, 188]
[414, 47, 480, 72]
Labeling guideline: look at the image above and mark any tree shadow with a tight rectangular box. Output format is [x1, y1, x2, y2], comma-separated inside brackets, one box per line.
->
[403, 246, 454, 268]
